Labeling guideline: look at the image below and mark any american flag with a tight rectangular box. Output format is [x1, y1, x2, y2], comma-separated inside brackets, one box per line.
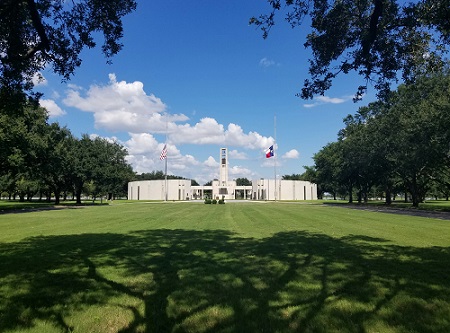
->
[160, 144, 167, 160]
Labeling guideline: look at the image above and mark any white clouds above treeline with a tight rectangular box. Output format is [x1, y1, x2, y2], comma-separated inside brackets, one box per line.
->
[61, 73, 274, 150]
[40, 99, 66, 117]
[37, 73, 302, 183]
[303, 95, 353, 108]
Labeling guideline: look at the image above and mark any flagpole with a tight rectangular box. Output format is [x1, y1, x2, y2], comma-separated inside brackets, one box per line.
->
[164, 153, 168, 201]
[164, 116, 168, 201]
[274, 114, 277, 201]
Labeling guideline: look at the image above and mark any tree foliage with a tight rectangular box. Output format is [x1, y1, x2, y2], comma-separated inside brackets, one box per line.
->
[0, 0, 136, 100]
[251, 0, 450, 99]
[236, 178, 252, 186]
[311, 73, 450, 206]
[135, 171, 187, 181]
[0, 97, 134, 202]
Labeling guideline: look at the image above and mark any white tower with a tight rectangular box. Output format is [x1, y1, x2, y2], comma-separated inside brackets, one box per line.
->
[219, 147, 228, 186]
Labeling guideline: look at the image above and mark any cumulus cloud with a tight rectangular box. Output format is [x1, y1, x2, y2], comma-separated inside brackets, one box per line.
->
[123, 133, 202, 176]
[303, 95, 352, 108]
[229, 165, 253, 177]
[39, 99, 66, 117]
[124, 133, 161, 155]
[229, 149, 247, 160]
[62, 74, 278, 182]
[63, 73, 187, 132]
[204, 156, 219, 168]
[168, 118, 273, 149]
[283, 149, 299, 159]
[62, 74, 272, 150]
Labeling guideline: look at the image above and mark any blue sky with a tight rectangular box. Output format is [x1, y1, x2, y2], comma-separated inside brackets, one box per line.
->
[35, 0, 377, 185]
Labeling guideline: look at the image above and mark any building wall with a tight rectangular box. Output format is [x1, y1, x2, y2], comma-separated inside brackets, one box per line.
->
[128, 180, 191, 201]
[212, 179, 236, 200]
[279, 180, 317, 200]
[128, 179, 317, 201]
[252, 179, 318, 201]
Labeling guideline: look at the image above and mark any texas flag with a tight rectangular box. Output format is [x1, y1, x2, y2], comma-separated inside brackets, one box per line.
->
[265, 145, 274, 158]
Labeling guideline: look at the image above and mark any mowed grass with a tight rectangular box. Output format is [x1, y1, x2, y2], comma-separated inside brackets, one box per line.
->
[0, 202, 449, 333]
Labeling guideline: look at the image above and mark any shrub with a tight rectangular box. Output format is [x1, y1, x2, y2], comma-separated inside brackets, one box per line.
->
[212, 199, 217, 204]
[218, 199, 225, 204]
[204, 199, 212, 204]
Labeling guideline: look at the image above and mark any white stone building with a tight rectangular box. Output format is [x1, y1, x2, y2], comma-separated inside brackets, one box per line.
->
[128, 179, 191, 201]
[128, 148, 317, 201]
[252, 179, 317, 201]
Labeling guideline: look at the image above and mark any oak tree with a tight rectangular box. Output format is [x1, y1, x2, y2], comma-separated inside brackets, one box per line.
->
[0, 0, 136, 103]
[251, 0, 450, 100]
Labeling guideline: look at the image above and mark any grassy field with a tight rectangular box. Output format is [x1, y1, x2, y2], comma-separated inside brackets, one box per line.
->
[0, 201, 449, 333]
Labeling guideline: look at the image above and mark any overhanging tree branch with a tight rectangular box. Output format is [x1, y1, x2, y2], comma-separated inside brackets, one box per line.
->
[25, 0, 50, 58]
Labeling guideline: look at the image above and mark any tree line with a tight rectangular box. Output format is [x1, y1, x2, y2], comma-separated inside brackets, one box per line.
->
[301, 73, 450, 207]
[0, 98, 134, 203]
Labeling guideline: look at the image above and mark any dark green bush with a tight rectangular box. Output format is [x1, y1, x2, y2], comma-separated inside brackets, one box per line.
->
[212, 199, 217, 204]
[204, 199, 212, 204]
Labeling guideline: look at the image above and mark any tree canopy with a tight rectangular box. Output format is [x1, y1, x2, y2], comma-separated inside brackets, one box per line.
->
[251, 0, 450, 100]
[0, 97, 134, 202]
[0, 0, 136, 102]
[310, 72, 450, 206]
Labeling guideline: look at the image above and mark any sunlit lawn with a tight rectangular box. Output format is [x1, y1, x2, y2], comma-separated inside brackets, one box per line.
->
[1, 201, 449, 332]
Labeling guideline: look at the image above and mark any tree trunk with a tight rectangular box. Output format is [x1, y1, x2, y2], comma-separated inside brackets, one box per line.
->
[75, 188, 82, 204]
[410, 176, 420, 208]
[74, 179, 83, 204]
[54, 189, 61, 205]
[357, 190, 362, 203]
[385, 186, 392, 205]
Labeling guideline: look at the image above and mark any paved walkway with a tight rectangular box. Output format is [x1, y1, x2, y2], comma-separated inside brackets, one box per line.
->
[326, 203, 450, 221]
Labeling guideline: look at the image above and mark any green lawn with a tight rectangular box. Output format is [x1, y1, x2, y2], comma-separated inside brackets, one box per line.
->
[0, 202, 449, 332]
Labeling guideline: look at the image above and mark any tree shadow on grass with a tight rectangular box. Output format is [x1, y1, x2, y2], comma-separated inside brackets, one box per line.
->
[0, 230, 449, 332]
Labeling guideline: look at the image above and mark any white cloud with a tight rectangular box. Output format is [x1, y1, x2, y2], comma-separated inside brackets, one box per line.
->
[316, 96, 346, 104]
[229, 165, 253, 178]
[229, 149, 247, 159]
[39, 99, 66, 117]
[303, 103, 316, 108]
[63, 74, 272, 150]
[168, 118, 273, 149]
[303, 95, 352, 108]
[283, 149, 299, 159]
[124, 133, 161, 155]
[262, 157, 281, 168]
[32, 72, 47, 86]
[170, 154, 200, 171]
[123, 133, 204, 176]
[204, 156, 219, 168]
[259, 57, 276, 68]
[62, 74, 279, 182]
[63, 73, 184, 132]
